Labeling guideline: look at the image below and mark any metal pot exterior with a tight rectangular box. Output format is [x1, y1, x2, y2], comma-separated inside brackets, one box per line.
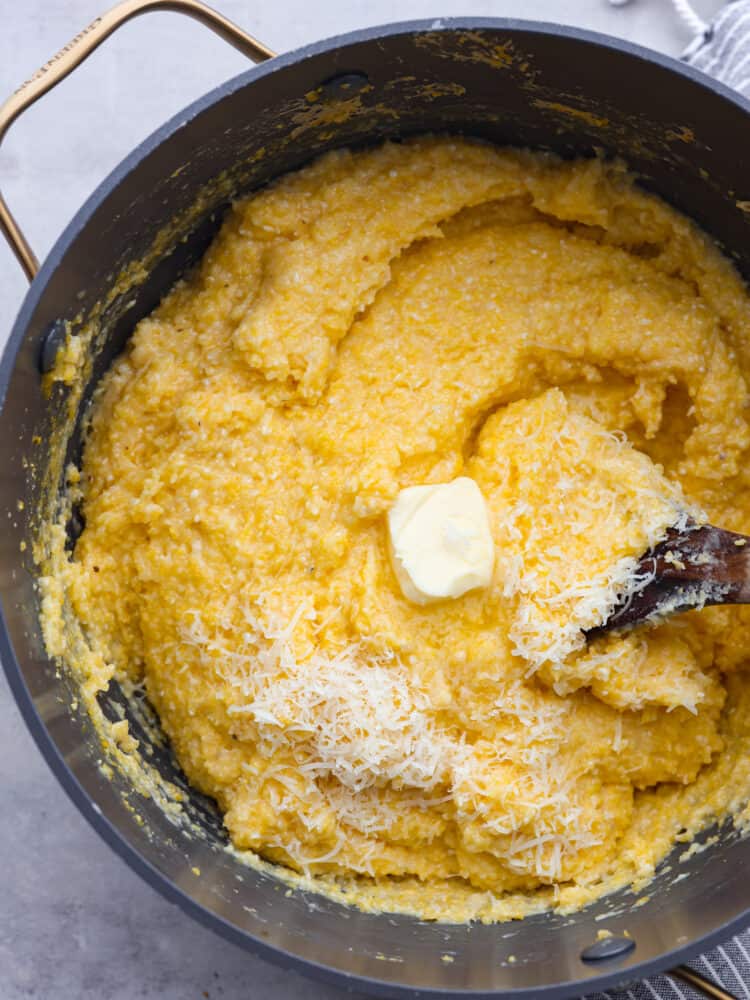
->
[2, 18, 750, 999]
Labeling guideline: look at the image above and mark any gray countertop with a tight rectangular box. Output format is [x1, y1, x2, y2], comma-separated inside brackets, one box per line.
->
[0, 1, 725, 997]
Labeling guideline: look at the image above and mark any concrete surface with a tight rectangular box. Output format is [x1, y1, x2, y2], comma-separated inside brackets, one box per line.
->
[0, 1, 725, 997]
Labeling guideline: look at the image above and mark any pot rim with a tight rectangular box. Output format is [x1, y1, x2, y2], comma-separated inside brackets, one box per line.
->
[2, 16, 750, 999]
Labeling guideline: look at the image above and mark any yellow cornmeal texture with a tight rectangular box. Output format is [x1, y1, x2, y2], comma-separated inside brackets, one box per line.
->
[63, 137, 750, 920]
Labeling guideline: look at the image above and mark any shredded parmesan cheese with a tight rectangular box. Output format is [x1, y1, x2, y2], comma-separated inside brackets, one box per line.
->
[471, 388, 698, 671]
[182, 602, 609, 882]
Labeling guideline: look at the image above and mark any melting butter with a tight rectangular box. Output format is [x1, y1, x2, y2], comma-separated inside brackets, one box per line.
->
[387, 477, 495, 605]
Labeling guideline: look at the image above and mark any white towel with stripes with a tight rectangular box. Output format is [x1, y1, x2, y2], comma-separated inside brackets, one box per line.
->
[583, 942, 750, 999]
[682, 0, 750, 96]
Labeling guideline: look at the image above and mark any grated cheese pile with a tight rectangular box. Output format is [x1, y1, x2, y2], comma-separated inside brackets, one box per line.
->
[184, 601, 457, 793]
[183, 602, 607, 883]
[470, 388, 698, 670]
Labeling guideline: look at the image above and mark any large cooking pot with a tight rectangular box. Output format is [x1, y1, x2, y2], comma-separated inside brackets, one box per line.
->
[2, 3, 749, 997]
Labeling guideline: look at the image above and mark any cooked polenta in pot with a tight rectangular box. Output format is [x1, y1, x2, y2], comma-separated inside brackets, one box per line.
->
[49, 137, 750, 920]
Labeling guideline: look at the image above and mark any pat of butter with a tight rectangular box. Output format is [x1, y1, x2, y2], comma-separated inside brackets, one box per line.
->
[387, 477, 495, 605]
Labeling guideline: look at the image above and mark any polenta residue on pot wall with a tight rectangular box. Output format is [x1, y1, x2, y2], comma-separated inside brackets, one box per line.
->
[42, 137, 750, 921]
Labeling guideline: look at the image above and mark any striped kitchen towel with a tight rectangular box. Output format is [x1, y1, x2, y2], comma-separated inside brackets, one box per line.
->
[584, 6, 750, 998]
[582, 931, 750, 1000]
[584, 944, 750, 999]
[680, 0, 750, 96]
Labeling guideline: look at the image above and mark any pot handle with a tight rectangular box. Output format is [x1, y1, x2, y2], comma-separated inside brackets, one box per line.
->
[0, 0, 275, 282]
[670, 965, 740, 1000]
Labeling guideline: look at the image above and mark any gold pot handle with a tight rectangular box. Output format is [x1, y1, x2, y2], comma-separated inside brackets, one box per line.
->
[669, 964, 740, 1000]
[0, 0, 275, 282]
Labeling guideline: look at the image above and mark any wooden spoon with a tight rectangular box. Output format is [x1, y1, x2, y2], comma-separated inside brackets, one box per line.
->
[591, 520, 750, 635]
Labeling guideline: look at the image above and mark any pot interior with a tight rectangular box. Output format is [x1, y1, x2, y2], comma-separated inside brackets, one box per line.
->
[3, 22, 750, 998]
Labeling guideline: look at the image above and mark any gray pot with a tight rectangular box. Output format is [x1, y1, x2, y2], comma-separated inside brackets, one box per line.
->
[1, 3, 748, 997]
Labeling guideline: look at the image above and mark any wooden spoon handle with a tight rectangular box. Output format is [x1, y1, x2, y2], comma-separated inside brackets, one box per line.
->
[596, 523, 750, 633]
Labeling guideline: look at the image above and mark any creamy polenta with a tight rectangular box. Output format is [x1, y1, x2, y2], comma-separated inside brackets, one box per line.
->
[52, 137, 750, 920]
